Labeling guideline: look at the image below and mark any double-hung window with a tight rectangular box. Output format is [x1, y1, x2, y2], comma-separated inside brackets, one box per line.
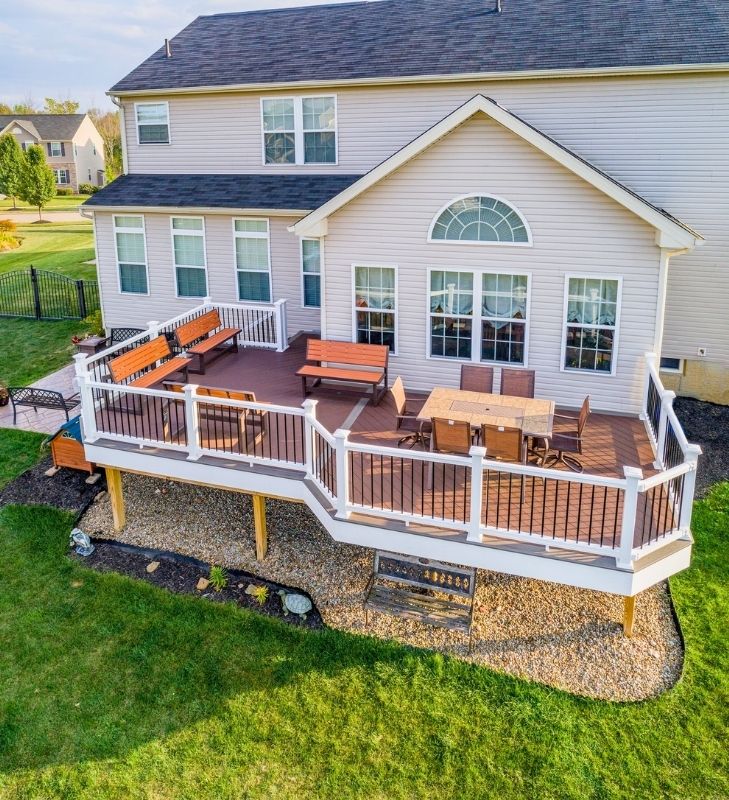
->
[262, 96, 336, 165]
[429, 270, 529, 365]
[234, 219, 271, 302]
[53, 169, 70, 185]
[114, 216, 148, 294]
[301, 239, 321, 307]
[48, 141, 63, 157]
[171, 217, 207, 298]
[136, 102, 170, 144]
[354, 266, 396, 351]
[563, 276, 620, 373]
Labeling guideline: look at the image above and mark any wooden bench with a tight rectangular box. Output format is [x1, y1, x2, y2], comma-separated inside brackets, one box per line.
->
[296, 339, 389, 405]
[174, 310, 241, 375]
[364, 551, 477, 651]
[8, 387, 80, 425]
[108, 336, 190, 389]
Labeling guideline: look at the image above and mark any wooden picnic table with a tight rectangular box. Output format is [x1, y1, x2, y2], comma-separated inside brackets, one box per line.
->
[417, 386, 555, 438]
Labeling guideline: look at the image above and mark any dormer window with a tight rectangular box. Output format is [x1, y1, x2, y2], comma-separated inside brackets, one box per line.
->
[261, 96, 336, 165]
[135, 102, 170, 144]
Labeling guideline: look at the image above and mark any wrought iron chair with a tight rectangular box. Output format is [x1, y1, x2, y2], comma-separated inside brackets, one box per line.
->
[500, 368, 535, 399]
[460, 364, 494, 393]
[390, 376, 431, 448]
[542, 396, 591, 473]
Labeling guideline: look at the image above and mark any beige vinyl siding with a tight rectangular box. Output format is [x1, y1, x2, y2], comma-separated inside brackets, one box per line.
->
[121, 72, 728, 369]
[94, 211, 319, 334]
[321, 114, 661, 414]
[73, 115, 106, 186]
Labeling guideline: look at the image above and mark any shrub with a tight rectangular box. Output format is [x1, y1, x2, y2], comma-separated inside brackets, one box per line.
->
[209, 566, 228, 592]
[83, 309, 104, 337]
[78, 183, 94, 195]
[250, 585, 269, 606]
[89, 185, 100, 194]
[56, 187, 73, 196]
[0, 218, 17, 233]
[0, 231, 19, 251]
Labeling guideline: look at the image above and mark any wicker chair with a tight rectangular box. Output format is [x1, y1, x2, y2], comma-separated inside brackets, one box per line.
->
[500, 368, 535, 398]
[542, 396, 591, 473]
[390, 376, 430, 448]
[460, 365, 494, 393]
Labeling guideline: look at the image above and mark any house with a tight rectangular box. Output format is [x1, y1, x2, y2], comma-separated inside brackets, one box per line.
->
[76, 0, 728, 633]
[0, 113, 105, 191]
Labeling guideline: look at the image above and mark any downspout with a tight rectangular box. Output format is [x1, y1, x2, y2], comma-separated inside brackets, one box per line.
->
[110, 95, 129, 175]
[654, 247, 689, 355]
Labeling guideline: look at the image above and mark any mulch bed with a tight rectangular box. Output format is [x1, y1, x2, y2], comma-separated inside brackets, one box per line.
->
[72, 538, 324, 630]
[674, 397, 729, 496]
[0, 456, 105, 516]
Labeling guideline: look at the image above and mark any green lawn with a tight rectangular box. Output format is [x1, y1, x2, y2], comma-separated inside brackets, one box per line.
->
[0, 429, 46, 488]
[0, 222, 95, 281]
[0, 195, 91, 213]
[0, 428, 726, 799]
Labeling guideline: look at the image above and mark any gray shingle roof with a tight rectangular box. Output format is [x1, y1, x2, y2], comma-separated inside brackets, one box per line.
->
[111, 0, 729, 93]
[82, 173, 363, 211]
[0, 114, 87, 140]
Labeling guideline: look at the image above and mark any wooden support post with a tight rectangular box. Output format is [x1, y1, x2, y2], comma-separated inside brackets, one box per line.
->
[623, 595, 636, 638]
[252, 494, 267, 561]
[106, 467, 125, 532]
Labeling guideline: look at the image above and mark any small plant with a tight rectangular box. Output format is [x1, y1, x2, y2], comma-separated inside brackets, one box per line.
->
[208, 565, 228, 592]
[56, 187, 73, 196]
[0, 231, 19, 251]
[250, 585, 269, 606]
[78, 183, 94, 195]
[0, 384, 8, 407]
[0, 218, 17, 233]
[83, 309, 104, 337]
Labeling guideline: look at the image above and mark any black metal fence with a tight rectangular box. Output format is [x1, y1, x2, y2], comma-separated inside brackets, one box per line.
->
[0, 266, 100, 320]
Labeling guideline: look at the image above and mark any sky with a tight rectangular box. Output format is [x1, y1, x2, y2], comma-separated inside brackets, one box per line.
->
[0, 0, 365, 112]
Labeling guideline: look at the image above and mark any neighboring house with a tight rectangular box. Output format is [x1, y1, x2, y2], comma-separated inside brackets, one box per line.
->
[75, 0, 729, 621]
[0, 113, 105, 191]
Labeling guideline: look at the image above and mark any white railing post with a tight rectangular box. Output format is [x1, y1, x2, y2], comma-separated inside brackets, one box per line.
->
[303, 398, 318, 479]
[183, 384, 202, 461]
[203, 295, 212, 308]
[147, 320, 159, 338]
[333, 428, 350, 519]
[617, 466, 643, 568]
[656, 388, 676, 468]
[274, 299, 288, 352]
[73, 353, 99, 443]
[467, 445, 487, 542]
[678, 444, 702, 534]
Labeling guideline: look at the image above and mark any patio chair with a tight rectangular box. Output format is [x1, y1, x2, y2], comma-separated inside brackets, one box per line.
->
[390, 376, 431, 448]
[542, 396, 591, 473]
[481, 423, 527, 501]
[500, 368, 535, 399]
[429, 417, 474, 489]
[460, 365, 494, 393]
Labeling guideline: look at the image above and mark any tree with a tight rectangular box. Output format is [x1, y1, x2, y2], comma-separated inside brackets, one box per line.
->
[18, 144, 56, 222]
[44, 97, 80, 114]
[0, 133, 25, 209]
[88, 107, 123, 180]
[0, 103, 11, 114]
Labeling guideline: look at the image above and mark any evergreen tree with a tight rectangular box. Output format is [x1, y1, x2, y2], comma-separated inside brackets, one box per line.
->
[0, 133, 25, 209]
[19, 144, 56, 221]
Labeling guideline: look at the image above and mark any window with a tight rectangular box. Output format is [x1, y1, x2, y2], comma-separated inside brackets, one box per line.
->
[114, 216, 148, 294]
[53, 169, 70, 185]
[301, 238, 321, 308]
[21, 142, 30, 152]
[480, 273, 528, 364]
[354, 266, 396, 351]
[660, 357, 684, 374]
[234, 219, 271, 302]
[48, 141, 63, 157]
[171, 217, 207, 298]
[262, 96, 336, 165]
[136, 102, 170, 144]
[563, 276, 620, 373]
[430, 271, 474, 359]
[429, 195, 530, 245]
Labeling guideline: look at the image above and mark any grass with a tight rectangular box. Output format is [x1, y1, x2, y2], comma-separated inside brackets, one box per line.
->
[0, 429, 46, 489]
[0, 429, 726, 799]
[0, 195, 91, 213]
[0, 222, 95, 281]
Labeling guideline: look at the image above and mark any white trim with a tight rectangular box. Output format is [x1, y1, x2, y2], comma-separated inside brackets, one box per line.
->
[232, 217, 272, 303]
[260, 94, 338, 166]
[170, 215, 209, 299]
[559, 273, 623, 377]
[86, 204, 312, 216]
[134, 101, 171, 146]
[300, 236, 322, 308]
[290, 95, 701, 249]
[427, 193, 533, 247]
[113, 214, 150, 296]
[351, 263, 399, 356]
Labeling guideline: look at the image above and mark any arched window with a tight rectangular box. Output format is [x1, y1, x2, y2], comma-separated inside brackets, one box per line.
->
[429, 195, 531, 245]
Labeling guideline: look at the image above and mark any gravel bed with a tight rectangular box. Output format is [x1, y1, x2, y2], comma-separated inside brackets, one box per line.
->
[80, 474, 683, 702]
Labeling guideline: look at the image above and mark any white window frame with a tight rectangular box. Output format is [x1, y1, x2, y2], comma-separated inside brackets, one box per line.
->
[425, 267, 532, 368]
[232, 217, 272, 304]
[351, 263, 398, 355]
[260, 95, 338, 166]
[49, 141, 63, 157]
[170, 216, 208, 299]
[135, 101, 171, 146]
[53, 169, 70, 185]
[660, 357, 685, 374]
[427, 193, 533, 247]
[300, 237, 322, 309]
[560, 273, 622, 377]
[113, 214, 149, 296]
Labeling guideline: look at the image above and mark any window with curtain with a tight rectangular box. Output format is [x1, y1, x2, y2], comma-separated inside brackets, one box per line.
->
[172, 217, 207, 298]
[563, 276, 620, 372]
[262, 98, 295, 164]
[301, 238, 321, 307]
[430, 196, 530, 244]
[481, 273, 528, 364]
[136, 102, 170, 144]
[302, 97, 336, 164]
[354, 266, 396, 351]
[114, 216, 148, 294]
[262, 96, 336, 164]
[234, 219, 271, 302]
[429, 271, 474, 359]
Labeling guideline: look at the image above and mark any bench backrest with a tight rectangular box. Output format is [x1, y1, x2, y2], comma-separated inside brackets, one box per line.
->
[8, 387, 65, 408]
[109, 336, 172, 383]
[306, 338, 389, 370]
[165, 382, 256, 403]
[373, 551, 476, 598]
[175, 310, 221, 349]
